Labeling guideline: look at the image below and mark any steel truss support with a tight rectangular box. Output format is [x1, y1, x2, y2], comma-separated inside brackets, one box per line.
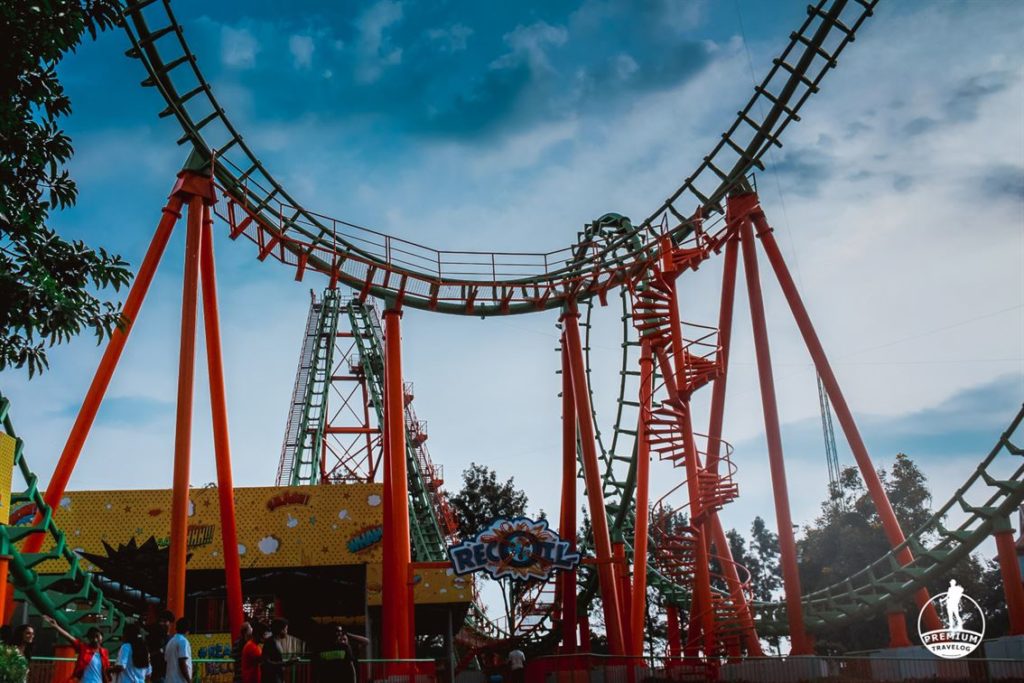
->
[735, 194, 811, 655]
[703, 230, 762, 656]
[747, 198, 942, 634]
[628, 342, 654, 657]
[26, 169, 245, 635]
[199, 205, 245, 639]
[994, 517, 1024, 635]
[558, 341, 579, 653]
[381, 306, 413, 661]
[562, 304, 627, 656]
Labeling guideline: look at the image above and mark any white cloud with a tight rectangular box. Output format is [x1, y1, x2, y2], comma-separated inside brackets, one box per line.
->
[354, 0, 404, 83]
[427, 23, 473, 53]
[289, 34, 315, 69]
[221, 26, 260, 69]
[493, 21, 568, 72]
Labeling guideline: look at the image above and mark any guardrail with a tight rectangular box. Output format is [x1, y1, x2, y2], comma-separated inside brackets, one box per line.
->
[524, 651, 1024, 683]
[28, 656, 438, 683]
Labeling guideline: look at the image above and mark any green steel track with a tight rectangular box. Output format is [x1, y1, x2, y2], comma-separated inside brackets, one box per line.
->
[345, 300, 448, 561]
[0, 394, 126, 639]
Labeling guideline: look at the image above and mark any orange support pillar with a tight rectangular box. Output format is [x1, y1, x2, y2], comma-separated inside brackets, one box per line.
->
[887, 610, 912, 648]
[51, 645, 75, 683]
[381, 307, 412, 660]
[167, 191, 205, 620]
[629, 342, 653, 658]
[0, 561, 9, 624]
[199, 205, 245, 640]
[613, 542, 632, 648]
[751, 205, 941, 633]
[559, 341, 578, 653]
[25, 190, 185, 555]
[666, 605, 681, 660]
[562, 304, 626, 656]
[705, 228, 762, 656]
[737, 208, 810, 655]
[994, 522, 1024, 635]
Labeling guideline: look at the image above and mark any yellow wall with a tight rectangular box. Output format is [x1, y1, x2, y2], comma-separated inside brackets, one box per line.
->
[366, 564, 472, 606]
[18, 484, 472, 604]
[0, 433, 15, 525]
[26, 485, 384, 572]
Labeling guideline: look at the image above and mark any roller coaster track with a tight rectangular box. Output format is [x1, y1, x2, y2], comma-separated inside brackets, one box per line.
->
[118, 0, 877, 316]
[0, 394, 126, 638]
[582, 282, 1024, 637]
[5, 0, 1011, 653]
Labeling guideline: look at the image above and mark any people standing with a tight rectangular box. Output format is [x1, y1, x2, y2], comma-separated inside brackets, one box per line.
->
[240, 623, 265, 683]
[507, 644, 525, 683]
[43, 616, 113, 683]
[312, 626, 368, 683]
[164, 619, 193, 683]
[147, 611, 175, 683]
[11, 624, 35, 665]
[232, 621, 253, 683]
[116, 624, 152, 683]
[260, 619, 298, 683]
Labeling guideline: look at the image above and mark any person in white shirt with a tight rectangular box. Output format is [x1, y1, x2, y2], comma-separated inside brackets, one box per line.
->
[507, 646, 525, 683]
[164, 619, 193, 683]
[117, 623, 152, 683]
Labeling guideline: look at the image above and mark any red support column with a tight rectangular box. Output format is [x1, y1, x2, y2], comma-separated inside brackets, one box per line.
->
[705, 229, 762, 656]
[750, 206, 941, 633]
[25, 190, 185, 555]
[994, 522, 1024, 635]
[167, 192, 205, 621]
[382, 307, 412, 660]
[199, 205, 245, 640]
[613, 542, 632, 649]
[666, 605, 681, 660]
[736, 207, 811, 655]
[886, 610, 912, 648]
[559, 341, 578, 653]
[562, 304, 626, 656]
[629, 343, 654, 657]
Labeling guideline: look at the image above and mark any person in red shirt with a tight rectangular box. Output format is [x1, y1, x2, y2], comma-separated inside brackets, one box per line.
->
[241, 622, 266, 683]
[43, 616, 115, 683]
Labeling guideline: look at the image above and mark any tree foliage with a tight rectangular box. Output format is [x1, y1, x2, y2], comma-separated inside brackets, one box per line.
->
[1, 1, 132, 376]
[449, 462, 529, 538]
[795, 453, 1006, 653]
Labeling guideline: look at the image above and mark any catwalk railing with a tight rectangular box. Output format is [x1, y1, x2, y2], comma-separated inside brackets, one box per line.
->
[120, 0, 879, 314]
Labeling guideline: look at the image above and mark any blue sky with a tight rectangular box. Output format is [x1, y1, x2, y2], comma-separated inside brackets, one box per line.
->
[3, 0, 1023, 589]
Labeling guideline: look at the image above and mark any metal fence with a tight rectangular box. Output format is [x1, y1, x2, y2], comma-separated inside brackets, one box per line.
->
[524, 652, 1024, 683]
[27, 657, 437, 683]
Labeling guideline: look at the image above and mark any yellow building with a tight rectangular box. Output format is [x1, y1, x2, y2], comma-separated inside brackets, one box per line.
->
[18, 483, 471, 653]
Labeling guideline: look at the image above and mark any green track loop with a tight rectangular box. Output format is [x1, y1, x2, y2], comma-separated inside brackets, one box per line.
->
[0, 394, 126, 639]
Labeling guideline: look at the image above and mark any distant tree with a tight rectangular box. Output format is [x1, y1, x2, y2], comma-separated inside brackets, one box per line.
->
[449, 463, 528, 538]
[797, 453, 1007, 653]
[1, 1, 132, 376]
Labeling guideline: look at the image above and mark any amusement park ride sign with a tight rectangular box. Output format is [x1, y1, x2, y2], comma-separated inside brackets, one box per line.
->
[447, 517, 580, 581]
